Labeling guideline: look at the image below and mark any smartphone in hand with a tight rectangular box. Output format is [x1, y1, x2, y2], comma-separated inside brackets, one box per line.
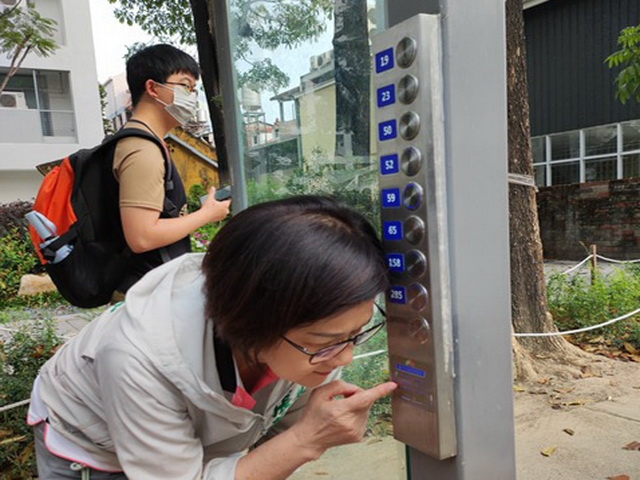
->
[214, 186, 232, 201]
[200, 186, 232, 206]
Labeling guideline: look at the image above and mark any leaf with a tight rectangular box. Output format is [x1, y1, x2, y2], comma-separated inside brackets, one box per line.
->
[541, 445, 557, 457]
[513, 385, 525, 392]
[607, 476, 630, 480]
[623, 342, 638, 354]
[562, 399, 590, 407]
[0, 434, 28, 446]
[622, 441, 640, 451]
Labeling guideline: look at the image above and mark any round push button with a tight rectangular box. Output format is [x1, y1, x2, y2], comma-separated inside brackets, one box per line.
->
[396, 37, 418, 68]
[407, 283, 429, 311]
[399, 111, 420, 141]
[401, 146, 422, 176]
[404, 215, 425, 245]
[408, 316, 431, 344]
[398, 75, 419, 104]
[403, 182, 423, 211]
[406, 250, 428, 279]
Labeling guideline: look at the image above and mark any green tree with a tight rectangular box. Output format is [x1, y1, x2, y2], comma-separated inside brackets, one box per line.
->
[0, 1, 58, 94]
[606, 24, 640, 104]
[98, 83, 115, 136]
[107, 0, 332, 93]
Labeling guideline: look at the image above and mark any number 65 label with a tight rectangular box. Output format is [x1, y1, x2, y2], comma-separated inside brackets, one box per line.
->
[384, 221, 403, 241]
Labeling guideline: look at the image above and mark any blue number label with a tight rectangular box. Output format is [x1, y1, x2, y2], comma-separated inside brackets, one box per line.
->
[387, 254, 405, 273]
[388, 286, 407, 304]
[382, 188, 401, 208]
[378, 119, 397, 141]
[384, 221, 403, 241]
[376, 48, 394, 73]
[377, 84, 395, 108]
[380, 154, 399, 175]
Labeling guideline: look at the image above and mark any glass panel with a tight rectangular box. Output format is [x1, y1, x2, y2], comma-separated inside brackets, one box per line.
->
[623, 153, 640, 178]
[225, 3, 405, 476]
[531, 136, 546, 163]
[584, 156, 616, 182]
[551, 161, 579, 185]
[584, 124, 617, 156]
[621, 120, 640, 152]
[0, 71, 38, 109]
[33, 0, 65, 45]
[534, 164, 546, 187]
[228, 0, 382, 227]
[550, 131, 579, 160]
[36, 70, 76, 139]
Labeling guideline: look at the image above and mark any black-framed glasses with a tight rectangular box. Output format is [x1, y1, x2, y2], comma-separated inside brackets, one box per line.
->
[281, 304, 387, 365]
[163, 81, 197, 93]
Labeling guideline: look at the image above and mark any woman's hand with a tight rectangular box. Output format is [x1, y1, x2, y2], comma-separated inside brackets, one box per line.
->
[290, 380, 397, 459]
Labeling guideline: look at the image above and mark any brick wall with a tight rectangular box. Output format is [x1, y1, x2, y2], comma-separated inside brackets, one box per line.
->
[537, 178, 640, 260]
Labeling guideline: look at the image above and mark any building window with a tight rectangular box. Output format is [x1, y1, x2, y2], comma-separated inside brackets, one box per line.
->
[533, 120, 640, 186]
[0, 69, 76, 143]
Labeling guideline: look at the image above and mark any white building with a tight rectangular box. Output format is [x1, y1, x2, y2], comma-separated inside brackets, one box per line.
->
[102, 71, 131, 131]
[0, 0, 103, 202]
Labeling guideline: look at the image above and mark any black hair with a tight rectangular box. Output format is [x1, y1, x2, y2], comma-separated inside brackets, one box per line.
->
[126, 44, 200, 106]
[202, 195, 388, 360]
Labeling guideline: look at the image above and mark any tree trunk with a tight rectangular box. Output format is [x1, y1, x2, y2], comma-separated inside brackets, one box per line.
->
[333, 0, 370, 159]
[505, 0, 585, 380]
[190, 0, 230, 185]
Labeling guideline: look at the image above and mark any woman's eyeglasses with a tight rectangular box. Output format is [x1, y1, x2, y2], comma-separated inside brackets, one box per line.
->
[281, 305, 387, 365]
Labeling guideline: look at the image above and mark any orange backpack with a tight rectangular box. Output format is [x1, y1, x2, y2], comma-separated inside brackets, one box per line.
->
[27, 128, 178, 308]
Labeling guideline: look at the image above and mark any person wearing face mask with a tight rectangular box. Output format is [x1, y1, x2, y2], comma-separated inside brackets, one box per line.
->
[112, 44, 231, 298]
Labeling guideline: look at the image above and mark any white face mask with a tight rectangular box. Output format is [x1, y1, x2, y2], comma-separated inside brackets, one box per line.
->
[156, 83, 198, 126]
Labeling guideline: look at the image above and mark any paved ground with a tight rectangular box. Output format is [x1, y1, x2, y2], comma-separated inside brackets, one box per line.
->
[288, 388, 640, 480]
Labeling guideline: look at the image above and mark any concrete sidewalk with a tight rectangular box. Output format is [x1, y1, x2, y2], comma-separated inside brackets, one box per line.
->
[290, 390, 640, 480]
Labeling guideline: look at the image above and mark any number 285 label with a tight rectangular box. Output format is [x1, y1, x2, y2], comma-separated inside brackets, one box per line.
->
[388, 286, 407, 304]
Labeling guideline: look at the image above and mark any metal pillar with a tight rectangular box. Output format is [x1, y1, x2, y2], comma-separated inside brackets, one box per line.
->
[386, 1, 517, 479]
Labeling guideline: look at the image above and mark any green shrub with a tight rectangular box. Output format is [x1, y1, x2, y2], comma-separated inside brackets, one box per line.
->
[0, 320, 63, 479]
[187, 183, 208, 214]
[0, 201, 33, 238]
[0, 228, 42, 308]
[547, 266, 640, 348]
[342, 307, 392, 436]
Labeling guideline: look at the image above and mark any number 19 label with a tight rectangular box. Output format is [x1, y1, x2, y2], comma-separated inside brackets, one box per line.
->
[375, 48, 394, 73]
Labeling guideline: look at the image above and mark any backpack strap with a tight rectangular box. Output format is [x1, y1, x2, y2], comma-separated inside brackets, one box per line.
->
[107, 125, 180, 218]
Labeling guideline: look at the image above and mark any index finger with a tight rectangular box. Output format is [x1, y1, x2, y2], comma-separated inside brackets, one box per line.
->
[346, 381, 397, 408]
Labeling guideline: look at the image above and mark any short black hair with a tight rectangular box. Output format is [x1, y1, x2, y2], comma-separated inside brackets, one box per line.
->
[202, 195, 388, 359]
[126, 44, 200, 106]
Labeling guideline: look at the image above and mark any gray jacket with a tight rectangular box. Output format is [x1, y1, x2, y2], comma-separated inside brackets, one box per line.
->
[36, 253, 330, 479]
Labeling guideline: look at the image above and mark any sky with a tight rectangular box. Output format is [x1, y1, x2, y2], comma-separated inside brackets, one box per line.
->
[89, 0, 152, 83]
